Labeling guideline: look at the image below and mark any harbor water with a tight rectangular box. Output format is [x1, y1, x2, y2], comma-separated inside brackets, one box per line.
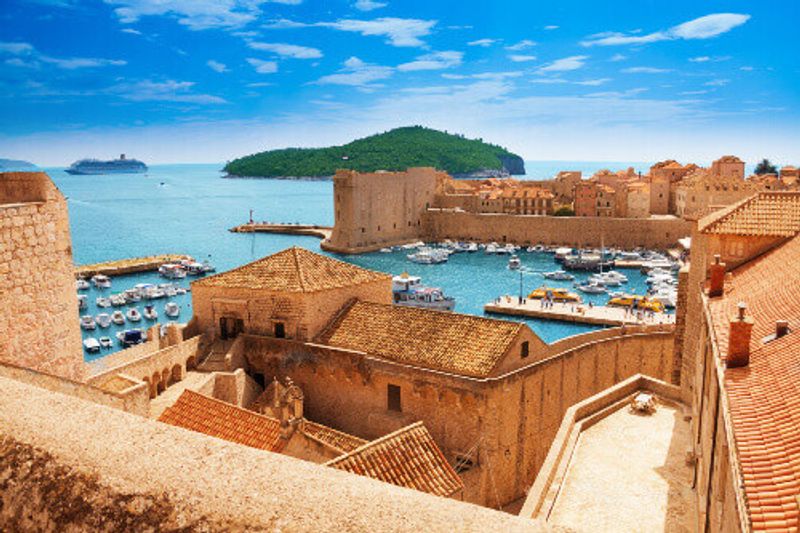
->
[48, 162, 664, 359]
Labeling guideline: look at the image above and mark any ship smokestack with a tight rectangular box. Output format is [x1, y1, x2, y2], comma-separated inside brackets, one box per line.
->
[120, 153, 126, 160]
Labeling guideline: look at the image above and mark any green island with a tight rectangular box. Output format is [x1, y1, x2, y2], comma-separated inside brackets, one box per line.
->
[223, 126, 525, 178]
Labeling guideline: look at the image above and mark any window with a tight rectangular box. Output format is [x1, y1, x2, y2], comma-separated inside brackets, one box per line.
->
[274, 322, 286, 338]
[387, 384, 402, 412]
[454, 452, 476, 473]
[361, 227, 365, 233]
[521, 341, 529, 359]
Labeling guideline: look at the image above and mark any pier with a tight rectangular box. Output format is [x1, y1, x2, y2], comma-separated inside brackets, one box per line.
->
[229, 222, 332, 240]
[75, 254, 192, 278]
[484, 296, 676, 327]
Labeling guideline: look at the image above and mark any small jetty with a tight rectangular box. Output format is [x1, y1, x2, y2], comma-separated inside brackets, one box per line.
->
[229, 222, 332, 240]
[484, 296, 676, 326]
[75, 254, 192, 278]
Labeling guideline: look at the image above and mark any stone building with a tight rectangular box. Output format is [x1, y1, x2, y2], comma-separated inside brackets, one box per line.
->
[648, 160, 694, 215]
[498, 187, 554, 215]
[595, 184, 616, 217]
[0, 171, 83, 380]
[573, 180, 596, 217]
[624, 181, 650, 218]
[190, 246, 392, 341]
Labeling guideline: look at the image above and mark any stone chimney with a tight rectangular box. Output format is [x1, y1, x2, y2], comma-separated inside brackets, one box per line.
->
[709, 254, 726, 298]
[775, 320, 790, 339]
[727, 302, 754, 368]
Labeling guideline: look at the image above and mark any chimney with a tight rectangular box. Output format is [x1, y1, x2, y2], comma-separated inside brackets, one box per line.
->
[709, 255, 726, 297]
[776, 320, 790, 339]
[727, 302, 754, 368]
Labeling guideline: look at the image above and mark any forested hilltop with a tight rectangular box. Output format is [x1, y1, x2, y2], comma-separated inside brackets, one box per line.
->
[223, 126, 525, 178]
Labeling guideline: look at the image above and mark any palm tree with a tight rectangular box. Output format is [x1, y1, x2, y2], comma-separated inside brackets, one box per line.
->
[754, 158, 778, 175]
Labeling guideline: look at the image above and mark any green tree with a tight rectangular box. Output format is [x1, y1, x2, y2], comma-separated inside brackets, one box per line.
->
[754, 158, 778, 175]
[553, 206, 575, 217]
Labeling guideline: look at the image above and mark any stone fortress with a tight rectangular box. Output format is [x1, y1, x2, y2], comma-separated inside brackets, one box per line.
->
[2, 169, 800, 531]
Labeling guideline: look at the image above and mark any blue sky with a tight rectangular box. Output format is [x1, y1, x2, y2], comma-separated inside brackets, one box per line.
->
[0, 0, 798, 165]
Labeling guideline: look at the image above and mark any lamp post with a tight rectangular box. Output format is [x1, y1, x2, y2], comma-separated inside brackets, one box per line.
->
[518, 269, 524, 304]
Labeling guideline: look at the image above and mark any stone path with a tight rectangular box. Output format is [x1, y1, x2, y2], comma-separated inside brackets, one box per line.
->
[484, 296, 675, 326]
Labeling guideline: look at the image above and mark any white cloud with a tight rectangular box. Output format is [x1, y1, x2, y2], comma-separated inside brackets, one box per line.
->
[121, 28, 142, 35]
[585, 87, 648, 98]
[704, 78, 729, 86]
[610, 53, 627, 62]
[544, 25, 558, 30]
[537, 55, 588, 73]
[0, 42, 36, 55]
[690, 56, 710, 63]
[315, 56, 393, 86]
[111, 79, 227, 104]
[247, 41, 322, 59]
[207, 60, 228, 72]
[41, 56, 127, 69]
[531, 78, 569, 84]
[0, 42, 126, 69]
[680, 90, 709, 95]
[508, 54, 537, 63]
[354, 0, 386, 11]
[262, 18, 309, 29]
[622, 67, 671, 73]
[104, 0, 301, 31]
[505, 39, 536, 51]
[575, 78, 611, 86]
[319, 17, 436, 47]
[397, 51, 462, 71]
[581, 13, 750, 46]
[468, 38, 497, 47]
[740, 66, 753, 71]
[247, 58, 278, 73]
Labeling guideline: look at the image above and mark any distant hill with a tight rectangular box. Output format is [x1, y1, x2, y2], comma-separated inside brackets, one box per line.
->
[223, 126, 525, 179]
[0, 158, 37, 171]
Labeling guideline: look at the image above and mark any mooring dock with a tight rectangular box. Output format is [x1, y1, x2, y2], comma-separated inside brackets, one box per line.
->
[75, 254, 193, 278]
[229, 222, 332, 240]
[484, 296, 676, 326]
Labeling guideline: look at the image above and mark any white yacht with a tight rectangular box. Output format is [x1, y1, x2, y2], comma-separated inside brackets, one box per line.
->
[98, 336, 113, 349]
[159, 263, 187, 279]
[96, 313, 112, 328]
[126, 308, 142, 322]
[123, 288, 142, 303]
[111, 310, 125, 325]
[543, 270, 575, 281]
[508, 255, 521, 270]
[109, 294, 127, 306]
[96, 297, 112, 308]
[91, 274, 112, 289]
[575, 281, 607, 294]
[165, 301, 180, 318]
[143, 305, 158, 320]
[80, 315, 96, 330]
[407, 248, 448, 264]
[392, 273, 455, 311]
[83, 337, 100, 353]
[76, 279, 90, 291]
[77, 294, 88, 310]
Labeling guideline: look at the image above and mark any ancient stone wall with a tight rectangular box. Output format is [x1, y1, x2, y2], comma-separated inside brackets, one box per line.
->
[0, 172, 83, 380]
[423, 210, 692, 249]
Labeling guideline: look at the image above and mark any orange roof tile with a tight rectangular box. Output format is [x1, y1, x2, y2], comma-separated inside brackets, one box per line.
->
[316, 301, 523, 377]
[707, 233, 800, 529]
[303, 420, 368, 453]
[325, 422, 463, 498]
[159, 390, 286, 452]
[699, 192, 800, 237]
[192, 246, 390, 292]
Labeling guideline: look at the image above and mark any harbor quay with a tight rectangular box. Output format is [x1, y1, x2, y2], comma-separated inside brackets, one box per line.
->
[485, 295, 676, 326]
[229, 221, 332, 240]
[75, 254, 193, 278]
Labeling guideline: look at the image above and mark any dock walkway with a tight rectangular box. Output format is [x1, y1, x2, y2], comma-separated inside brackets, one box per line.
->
[75, 254, 192, 278]
[229, 222, 332, 240]
[484, 296, 675, 326]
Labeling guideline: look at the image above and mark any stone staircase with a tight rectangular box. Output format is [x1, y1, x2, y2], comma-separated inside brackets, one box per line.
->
[197, 339, 234, 372]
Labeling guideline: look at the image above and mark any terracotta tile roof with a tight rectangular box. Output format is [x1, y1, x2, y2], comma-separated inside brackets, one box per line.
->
[325, 422, 463, 498]
[159, 390, 286, 452]
[707, 233, 800, 530]
[192, 246, 390, 292]
[699, 192, 800, 237]
[316, 301, 523, 377]
[303, 420, 367, 453]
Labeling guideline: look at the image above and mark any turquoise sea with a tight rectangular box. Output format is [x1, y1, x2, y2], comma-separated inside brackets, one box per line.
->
[47, 161, 660, 359]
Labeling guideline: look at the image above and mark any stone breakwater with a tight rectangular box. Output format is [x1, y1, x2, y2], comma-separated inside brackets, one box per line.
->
[75, 254, 193, 278]
[229, 222, 332, 240]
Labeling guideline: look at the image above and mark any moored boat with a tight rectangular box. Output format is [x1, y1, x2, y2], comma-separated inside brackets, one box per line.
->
[126, 308, 142, 322]
[83, 337, 101, 353]
[543, 270, 574, 281]
[77, 294, 88, 310]
[392, 273, 455, 311]
[143, 304, 158, 320]
[76, 278, 90, 291]
[116, 329, 144, 347]
[527, 286, 582, 302]
[165, 301, 180, 318]
[508, 254, 521, 270]
[111, 310, 125, 325]
[96, 313, 112, 328]
[96, 297, 112, 308]
[607, 294, 665, 312]
[98, 336, 113, 349]
[91, 274, 112, 289]
[80, 315, 96, 330]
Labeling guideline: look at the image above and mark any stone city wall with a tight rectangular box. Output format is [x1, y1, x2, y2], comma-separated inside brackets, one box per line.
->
[0, 172, 83, 381]
[423, 210, 693, 249]
[0, 375, 539, 533]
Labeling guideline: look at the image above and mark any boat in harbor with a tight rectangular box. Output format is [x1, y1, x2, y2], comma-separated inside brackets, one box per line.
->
[96, 296, 112, 308]
[76, 278, 90, 291]
[159, 263, 187, 279]
[92, 274, 112, 288]
[83, 337, 100, 353]
[96, 313, 112, 328]
[111, 310, 125, 325]
[165, 301, 180, 318]
[543, 270, 575, 281]
[116, 329, 144, 347]
[143, 305, 158, 320]
[508, 255, 521, 270]
[607, 294, 665, 312]
[527, 286, 582, 302]
[407, 247, 449, 264]
[77, 294, 88, 310]
[123, 288, 142, 302]
[98, 336, 113, 349]
[66, 154, 147, 175]
[126, 308, 142, 322]
[575, 281, 607, 294]
[109, 294, 127, 306]
[392, 273, 455, 311]
[80, 315, 96, 330]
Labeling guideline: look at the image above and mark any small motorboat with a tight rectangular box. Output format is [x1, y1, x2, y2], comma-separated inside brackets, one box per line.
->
[98, 336, 113, 349]
[380, 248, 393, 253]
[116, 329, 144, 347]
[575, 282, 607, 294]
[165, 301, 180, 318]
[201, 259, 216, 273]
[544, 270, 575, 281]
[175, 288, 188, 295]
[127, 308, 142, 322]
[465, 243, 478, 253]
[109, 294, 127, 306]
[76, 278, 90, 291]
[143, 305, 158, 320]
[407, 248, 448, 264]
[123, 288, 142, 303]
[144, 287, 166, 300]
[80, 315, 96, 330]
[96, 297, 112, 308]
[96, 313, 112, 328]
[83, 337, 101, 353]
[91, 274, 112, 289]
[77, 294, 88, 310]
[159, 263, 187, 279]
[111, 310, 125, 325]
[508, 255, 521, 270]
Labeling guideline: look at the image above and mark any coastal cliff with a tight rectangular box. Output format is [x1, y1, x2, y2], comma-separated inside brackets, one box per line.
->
[224, 126, 525, 179]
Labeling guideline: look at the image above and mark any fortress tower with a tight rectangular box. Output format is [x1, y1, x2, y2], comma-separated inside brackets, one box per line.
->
[0, 172, 84, 380]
